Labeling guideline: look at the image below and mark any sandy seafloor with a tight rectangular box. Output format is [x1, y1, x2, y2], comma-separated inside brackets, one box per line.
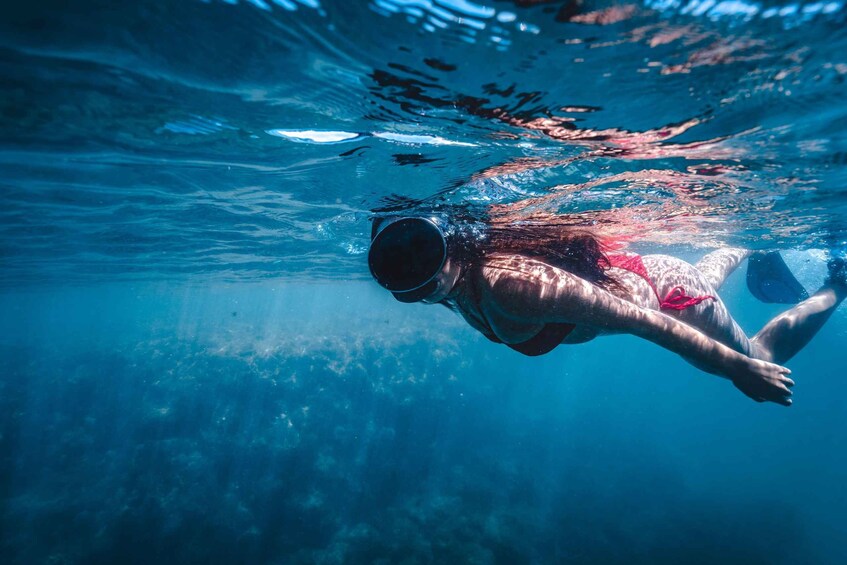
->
[1, 266, 846, 564]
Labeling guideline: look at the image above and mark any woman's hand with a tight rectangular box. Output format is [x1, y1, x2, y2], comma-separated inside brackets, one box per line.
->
[728, 357, 794, 406]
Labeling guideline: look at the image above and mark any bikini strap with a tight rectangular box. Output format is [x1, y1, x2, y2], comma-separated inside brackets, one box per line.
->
[606, 254, 715, 311]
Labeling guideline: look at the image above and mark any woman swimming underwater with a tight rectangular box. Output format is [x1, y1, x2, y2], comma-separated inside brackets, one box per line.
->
[368, 215, 847, 406]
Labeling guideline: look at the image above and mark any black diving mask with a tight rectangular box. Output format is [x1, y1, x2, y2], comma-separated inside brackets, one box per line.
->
[368, 217, 448, 303]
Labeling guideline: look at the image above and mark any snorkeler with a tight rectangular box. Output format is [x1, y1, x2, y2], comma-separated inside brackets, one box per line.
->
[368, 216, 847, 406]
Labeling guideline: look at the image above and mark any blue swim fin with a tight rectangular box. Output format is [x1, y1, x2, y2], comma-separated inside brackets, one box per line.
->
[746, 251, 809, 304]
[827, 255, 847, 288]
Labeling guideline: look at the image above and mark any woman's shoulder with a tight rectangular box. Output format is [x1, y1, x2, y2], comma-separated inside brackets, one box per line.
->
[479, 253, 570, 280]
[464, 254, 589, 305]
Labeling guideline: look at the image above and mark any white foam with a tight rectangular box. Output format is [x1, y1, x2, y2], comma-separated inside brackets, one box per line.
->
[267, 130, 360, 143]
[372, 132, 477, 146]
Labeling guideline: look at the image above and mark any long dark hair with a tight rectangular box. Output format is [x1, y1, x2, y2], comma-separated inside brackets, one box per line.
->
[445, 214, 619, 290]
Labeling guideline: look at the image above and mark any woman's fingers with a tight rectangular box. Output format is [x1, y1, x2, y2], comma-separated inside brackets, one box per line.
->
[734, 359, 795, 406]
[768, 380, 793, 396]
[770, 384, 793, 405]
[760, 369, 794, 405]
[775, 384, 793, 395]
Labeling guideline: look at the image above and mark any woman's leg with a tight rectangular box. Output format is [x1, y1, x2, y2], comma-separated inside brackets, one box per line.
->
[695, 248, 751, 290]
[643, 253, 756, 356]
[650, 252, 843, 364]
[751, 260, 847, 364]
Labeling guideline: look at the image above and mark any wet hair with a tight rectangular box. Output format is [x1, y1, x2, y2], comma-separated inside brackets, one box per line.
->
[451, 218, 619, 290]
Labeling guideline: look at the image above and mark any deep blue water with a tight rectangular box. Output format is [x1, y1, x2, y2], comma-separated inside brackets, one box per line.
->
[2, 0, 847, 563]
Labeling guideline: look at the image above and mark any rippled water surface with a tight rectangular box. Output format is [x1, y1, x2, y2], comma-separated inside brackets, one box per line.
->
[2, 0, 846, 284]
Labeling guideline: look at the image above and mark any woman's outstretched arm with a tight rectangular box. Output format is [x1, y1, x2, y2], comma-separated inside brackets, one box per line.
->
[479, 256, 794, 405]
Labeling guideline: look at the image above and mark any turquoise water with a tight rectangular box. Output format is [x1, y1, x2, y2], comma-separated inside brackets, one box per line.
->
[2, 1, 847, 563]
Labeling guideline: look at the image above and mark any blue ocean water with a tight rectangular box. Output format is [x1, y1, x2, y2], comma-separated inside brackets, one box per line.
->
[2, 0, 847, 563]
